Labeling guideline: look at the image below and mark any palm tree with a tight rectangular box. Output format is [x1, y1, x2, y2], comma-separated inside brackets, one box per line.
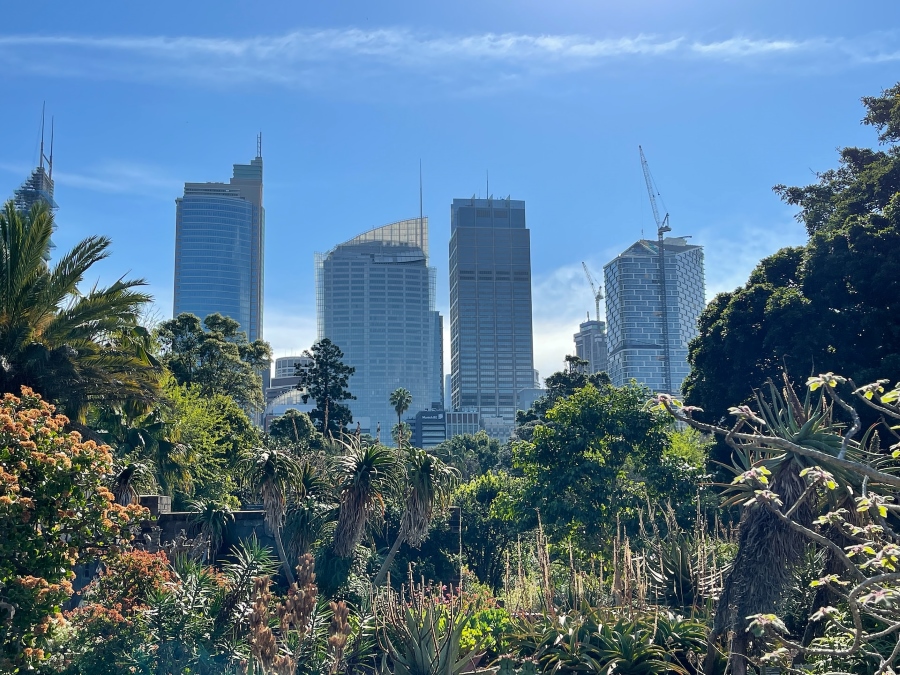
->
[0, 201, 160, 420]
[240, 444, 304, 584]
[374, 447, 459, 586]
[389, 388, 412, 442]
[188, 499, 235, 562]
[332, 437, 403, 557]
[111, 462, 149, 506]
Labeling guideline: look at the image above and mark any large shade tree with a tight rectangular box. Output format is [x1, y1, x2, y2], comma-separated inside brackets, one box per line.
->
[0, 202, 160, 421]
[513, 382, 670, 549]
[684, 83, 900, 435]
[157, 313, 271, 411]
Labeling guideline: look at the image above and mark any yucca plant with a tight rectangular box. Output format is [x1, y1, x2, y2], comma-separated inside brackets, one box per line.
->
[188, 498, 234, 561]
[374, 446, 459, 586]
[332, 437, 403, 557]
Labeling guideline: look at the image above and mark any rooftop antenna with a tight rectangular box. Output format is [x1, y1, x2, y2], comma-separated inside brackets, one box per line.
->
[419, 159, 424, 251]
[486, 170, 489, 200]
[39, 103, 46, 172]
[256, 132, 262, 158]
[48, 116, 54, 179]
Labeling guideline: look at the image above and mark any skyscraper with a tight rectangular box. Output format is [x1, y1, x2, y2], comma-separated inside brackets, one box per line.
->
[574, 319, 608, 374]
[173, 139, 265, 342]
[13, 111, 57, 214]
[316, 217, 442, 440]
[603, 237, 705, 394]
[449, 197, 534, 439]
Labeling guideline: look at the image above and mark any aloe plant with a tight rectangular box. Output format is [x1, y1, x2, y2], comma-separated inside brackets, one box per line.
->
[378, 581, 489, 675]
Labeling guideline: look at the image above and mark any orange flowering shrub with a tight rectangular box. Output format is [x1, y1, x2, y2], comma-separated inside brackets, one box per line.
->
[0, 388, 148, 671]
[85, 549, 173, 612]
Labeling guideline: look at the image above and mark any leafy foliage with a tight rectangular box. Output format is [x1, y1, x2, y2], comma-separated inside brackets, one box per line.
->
[514, 383, 670, 549]
[0, 388, 146, 671]
[157, 312, 271, 411]
[0, 201, 160, 421]
[685, 84, 900, 431]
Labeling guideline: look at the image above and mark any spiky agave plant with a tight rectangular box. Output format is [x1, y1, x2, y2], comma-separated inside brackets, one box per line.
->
[332, 437, 403, 557]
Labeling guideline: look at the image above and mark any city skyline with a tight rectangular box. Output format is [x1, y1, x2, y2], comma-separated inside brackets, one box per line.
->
[3, 1, 897, 381]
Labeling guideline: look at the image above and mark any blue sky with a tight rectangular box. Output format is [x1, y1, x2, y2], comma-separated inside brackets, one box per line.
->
[2, 0, 899, 380]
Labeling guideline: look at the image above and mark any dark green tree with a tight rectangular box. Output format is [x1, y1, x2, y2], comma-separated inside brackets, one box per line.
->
[433, 431, 505, 481]
[454, 470, 527, 590]
[513, 383, 669, 550]
[296, 338, 355, 437]
[267, 408, 323, 448]
[684, 84, 900, 433]
[516, 361, 611, 441]
[157, 313, 271, 411]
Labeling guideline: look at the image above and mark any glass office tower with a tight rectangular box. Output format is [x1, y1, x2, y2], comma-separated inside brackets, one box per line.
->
[173, 146, 265, 342]
[603, 237, 705, 394]
[449, 197, 534, 438]
[316, 218, 442, 441]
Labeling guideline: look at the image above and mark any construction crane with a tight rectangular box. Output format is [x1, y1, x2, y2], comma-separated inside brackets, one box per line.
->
[638, 146, 673, 394]
[582, 262, 604, 322]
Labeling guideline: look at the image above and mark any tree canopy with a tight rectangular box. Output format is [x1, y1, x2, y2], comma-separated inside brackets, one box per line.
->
[684, 85, 900, 428]
[513, 382, 671, 549]
[295, 338, 355, 437]
[156, 313, 271, 411]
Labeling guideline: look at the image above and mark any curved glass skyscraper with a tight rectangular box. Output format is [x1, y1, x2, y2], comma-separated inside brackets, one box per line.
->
[173, 147, 264, 342]
[316, 218, 443, 441]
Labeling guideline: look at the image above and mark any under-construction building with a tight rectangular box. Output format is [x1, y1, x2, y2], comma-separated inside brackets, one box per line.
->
[603, 237, 704, 395]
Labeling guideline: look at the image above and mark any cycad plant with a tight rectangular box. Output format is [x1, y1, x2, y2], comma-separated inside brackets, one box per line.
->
[0, 201, 160, 420]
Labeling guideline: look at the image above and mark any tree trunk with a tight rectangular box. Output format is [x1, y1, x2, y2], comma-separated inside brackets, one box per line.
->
[273, 524, 296, 586]
[373, 523, 407, 587]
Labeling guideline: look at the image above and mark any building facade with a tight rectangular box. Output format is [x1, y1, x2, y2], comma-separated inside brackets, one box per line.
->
[574, 319, 608, 374]
[316, 218, 442, 440]
[173, 145, 265, 342]
[449, 197, 534, 441]
[603, 237, 705, 394]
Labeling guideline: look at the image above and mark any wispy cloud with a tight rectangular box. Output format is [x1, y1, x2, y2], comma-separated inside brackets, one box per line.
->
[698, 216, 807, 298]
[0, 28, 896, 91]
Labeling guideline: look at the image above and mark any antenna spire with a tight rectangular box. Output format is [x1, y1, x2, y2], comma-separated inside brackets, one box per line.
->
[486, 170, 489, 199]
[419, 159, 424, 250]
[256, 132, 262, 158]
[48, 116, 54, 179]
[39, 102, 46, 171]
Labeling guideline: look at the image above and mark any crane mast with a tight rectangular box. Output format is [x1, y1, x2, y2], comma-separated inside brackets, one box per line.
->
[581, 262, 604, 322]
[639, 146, 673, 394]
